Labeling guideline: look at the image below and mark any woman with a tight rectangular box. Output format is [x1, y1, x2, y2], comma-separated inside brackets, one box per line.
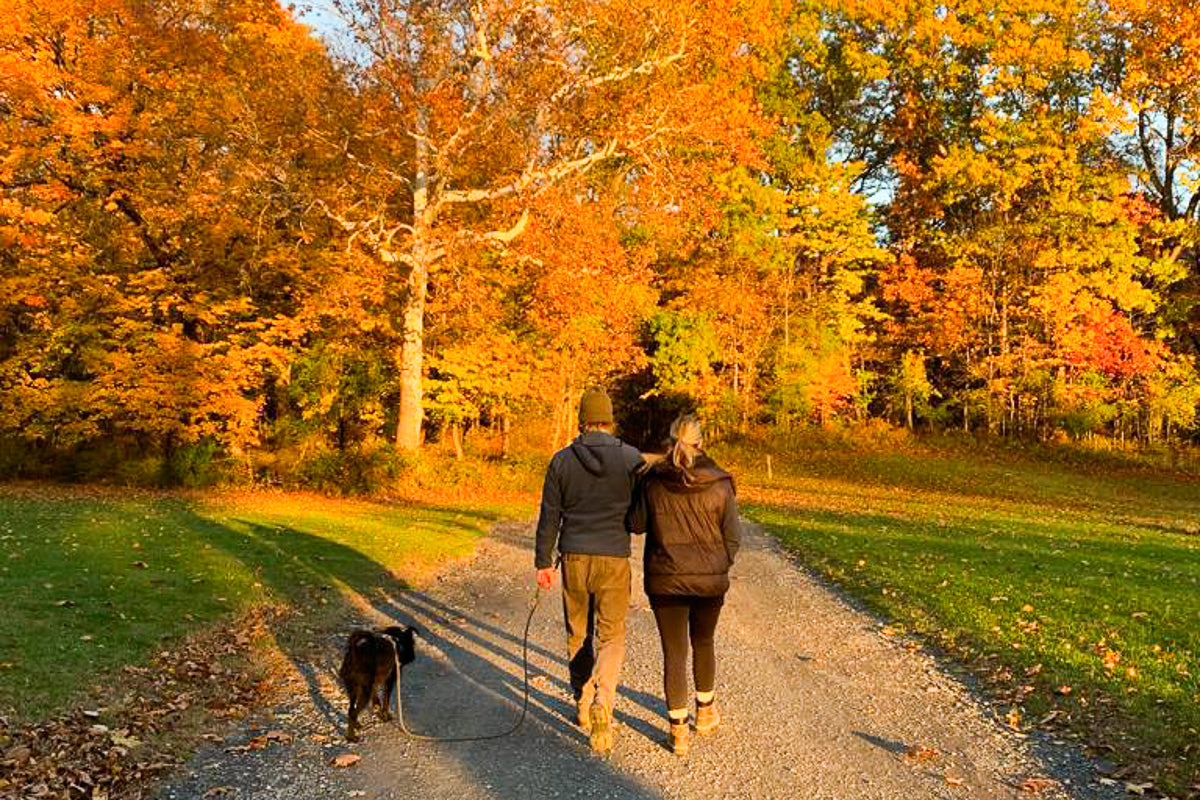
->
[628, 415, 740, 756]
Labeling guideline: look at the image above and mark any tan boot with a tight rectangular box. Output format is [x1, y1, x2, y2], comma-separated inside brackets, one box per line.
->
[589, 703, 614, 754]
[576, 697, 592, 732]
[668, 719, 690, 756]
[576, 684, 595, 731]
[695, 701, 720, 735]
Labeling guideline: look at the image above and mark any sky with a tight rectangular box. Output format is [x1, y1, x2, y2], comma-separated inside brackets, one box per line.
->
[295, 1, 348, 46]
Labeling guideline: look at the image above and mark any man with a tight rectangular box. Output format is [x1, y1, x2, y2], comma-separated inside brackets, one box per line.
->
[535, 387, 642, 754]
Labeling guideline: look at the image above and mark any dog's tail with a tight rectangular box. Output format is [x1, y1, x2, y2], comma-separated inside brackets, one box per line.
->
[338, 630, 375, 688]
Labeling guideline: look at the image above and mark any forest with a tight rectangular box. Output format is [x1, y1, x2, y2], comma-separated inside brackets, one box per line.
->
[2, 0, 1198, 485]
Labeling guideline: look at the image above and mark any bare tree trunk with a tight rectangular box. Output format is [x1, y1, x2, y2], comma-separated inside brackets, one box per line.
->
[396, 106, 432, 452]
[550, 401, 563, 454]
[450, 421, 464, 460]
[396, 257, 427, 451]
[742, 362, 756, 433]
[500, 411, 511, 460]
[550, 360, 577, 451]
[733, 359, 743, 433]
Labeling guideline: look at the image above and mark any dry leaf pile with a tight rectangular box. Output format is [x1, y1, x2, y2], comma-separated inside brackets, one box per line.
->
[0, 608, 283, 800]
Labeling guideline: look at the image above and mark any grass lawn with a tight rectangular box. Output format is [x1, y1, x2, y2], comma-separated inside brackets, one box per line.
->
[718, 436, 1200, 793]
[0, 488, 531, 721]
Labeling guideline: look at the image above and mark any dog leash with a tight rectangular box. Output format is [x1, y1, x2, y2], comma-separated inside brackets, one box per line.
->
[389, 584, 545, 741]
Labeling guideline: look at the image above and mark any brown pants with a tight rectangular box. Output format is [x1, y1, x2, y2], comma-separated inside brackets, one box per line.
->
[560, 553, 630, 713]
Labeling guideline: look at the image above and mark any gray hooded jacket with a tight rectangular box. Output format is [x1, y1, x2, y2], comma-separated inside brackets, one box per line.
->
[534, 431, 644, 569]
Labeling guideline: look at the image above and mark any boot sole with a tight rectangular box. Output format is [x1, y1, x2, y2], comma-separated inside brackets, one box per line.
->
[589, 707, 614, 754]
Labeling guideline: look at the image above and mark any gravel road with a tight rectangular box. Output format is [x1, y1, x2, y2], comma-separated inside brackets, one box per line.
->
[154, 521, 1126, 800]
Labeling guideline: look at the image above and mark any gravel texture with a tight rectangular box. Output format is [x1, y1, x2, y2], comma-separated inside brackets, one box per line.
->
[153, 521, 1126, 800]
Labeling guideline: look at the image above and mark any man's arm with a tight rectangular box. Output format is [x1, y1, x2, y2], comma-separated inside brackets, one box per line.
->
[626, 477, 648, 535]
[534, 456, 564, 570]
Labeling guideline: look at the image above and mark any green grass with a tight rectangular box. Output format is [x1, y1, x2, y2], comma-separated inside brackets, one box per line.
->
[0, 489, 531, 720]
[717, 436, 1200, 792]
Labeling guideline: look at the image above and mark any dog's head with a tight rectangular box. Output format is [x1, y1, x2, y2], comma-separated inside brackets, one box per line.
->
[382, 625, 418, 665]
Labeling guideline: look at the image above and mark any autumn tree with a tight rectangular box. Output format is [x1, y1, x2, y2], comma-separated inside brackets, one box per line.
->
[0, 0, 339, 473]
[314, 0, 772, 450]
[1100, 0, 1200, 356]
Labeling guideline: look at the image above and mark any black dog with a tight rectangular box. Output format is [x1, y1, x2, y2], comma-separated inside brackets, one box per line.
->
[338, 625, 417, 741]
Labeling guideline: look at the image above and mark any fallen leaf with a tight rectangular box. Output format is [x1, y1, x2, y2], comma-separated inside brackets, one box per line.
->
[1037, 710, 1062, 726]
[1019, 777, 1057, 793]
[945, 774, 964, 786]
[904, 744, 940, 762]
[111, 732, 142, 749]
[4, 746, 32, 764]
[1125, 782, 1153, 796]
[132, 561, 148, 569]
[331, 754, 361, 768]
[203, 787, 234, 797]
[264, 730, 292, 744]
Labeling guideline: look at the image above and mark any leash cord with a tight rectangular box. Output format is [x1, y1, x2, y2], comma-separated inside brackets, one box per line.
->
[389, 585, 544, 742]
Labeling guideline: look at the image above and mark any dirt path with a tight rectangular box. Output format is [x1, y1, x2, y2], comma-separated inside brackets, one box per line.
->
[154, 522, 1124, 800]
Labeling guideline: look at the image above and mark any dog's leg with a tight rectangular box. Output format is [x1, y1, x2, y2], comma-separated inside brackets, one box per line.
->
[348, 684, 371, 742]
[379, 669, 397, 722]
[346, 691, 360, 742]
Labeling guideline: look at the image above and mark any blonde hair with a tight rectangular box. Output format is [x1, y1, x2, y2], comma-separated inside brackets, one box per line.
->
[668, 415, 703, 471]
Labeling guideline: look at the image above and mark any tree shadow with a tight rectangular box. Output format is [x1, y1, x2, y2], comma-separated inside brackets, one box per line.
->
[851, 730, 909, 755]
[377, 589, 666, 746]
[157, 505, 668, 799]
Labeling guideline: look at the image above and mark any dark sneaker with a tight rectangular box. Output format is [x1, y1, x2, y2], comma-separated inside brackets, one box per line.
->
[668, 720, 690, 755]
[589, 704, 614, 754]
[695, 701, 720, 735]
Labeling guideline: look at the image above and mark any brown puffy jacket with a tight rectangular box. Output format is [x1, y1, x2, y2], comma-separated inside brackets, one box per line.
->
[627, 454, 741, 597]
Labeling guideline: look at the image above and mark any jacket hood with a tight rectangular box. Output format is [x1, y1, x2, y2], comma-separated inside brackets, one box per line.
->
[647, 453, 734, 493]
[569, 431, 623, 476]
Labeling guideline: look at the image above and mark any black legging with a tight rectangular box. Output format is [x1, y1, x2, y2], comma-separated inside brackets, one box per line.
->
[649, 594, 724, 712]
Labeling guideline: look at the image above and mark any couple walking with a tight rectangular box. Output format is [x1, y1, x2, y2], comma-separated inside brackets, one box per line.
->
[534, 388, 741, 756]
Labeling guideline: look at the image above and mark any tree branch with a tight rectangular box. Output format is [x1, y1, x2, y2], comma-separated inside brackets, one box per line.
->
[547, 31, 687, 106]
[1138, 109, 1167, 200]
[438, 139, 621, 207]
[483, 208, 529, 243]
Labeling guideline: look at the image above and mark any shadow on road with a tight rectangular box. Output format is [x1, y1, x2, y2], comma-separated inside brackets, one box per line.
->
[162, 505, 668, 799]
